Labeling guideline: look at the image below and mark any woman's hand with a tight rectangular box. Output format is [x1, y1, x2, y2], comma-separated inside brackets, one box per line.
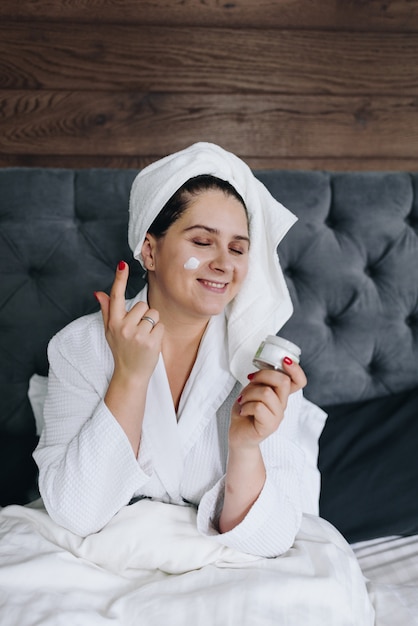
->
[94, 261, 164, 454]
[229, 360, 307, 450]
[95, 261, 164, 384]
[219, 360, 307, 534]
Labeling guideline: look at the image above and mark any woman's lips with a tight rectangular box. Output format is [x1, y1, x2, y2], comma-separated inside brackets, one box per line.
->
[198, 279, 228, 292]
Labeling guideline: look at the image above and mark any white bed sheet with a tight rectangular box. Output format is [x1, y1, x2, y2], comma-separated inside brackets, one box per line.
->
[352, 534, 418, 626]
[0, 499, 374, 626]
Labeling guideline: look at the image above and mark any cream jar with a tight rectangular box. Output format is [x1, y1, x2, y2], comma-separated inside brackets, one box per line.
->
[253, 335, 301, 373]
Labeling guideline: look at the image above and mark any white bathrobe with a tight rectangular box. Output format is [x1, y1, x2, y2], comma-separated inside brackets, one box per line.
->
[34, 289, 310, 558]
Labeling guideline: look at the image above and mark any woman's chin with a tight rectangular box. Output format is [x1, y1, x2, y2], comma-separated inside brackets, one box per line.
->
[191, 302, 226, 319]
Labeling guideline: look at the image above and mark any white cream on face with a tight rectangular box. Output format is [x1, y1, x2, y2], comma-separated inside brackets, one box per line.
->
[183, 256, 201, 270]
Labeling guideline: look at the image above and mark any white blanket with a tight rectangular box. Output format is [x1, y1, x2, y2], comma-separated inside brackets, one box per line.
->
[353, 535, 418, 626]
[0, 500, 374, 626]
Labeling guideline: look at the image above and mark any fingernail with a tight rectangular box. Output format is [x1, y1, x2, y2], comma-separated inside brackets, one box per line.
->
[247, 373, 255, 381]
[237, 395, 242, 404]
[118, 260, 126, 271]
[283, 356, 293, 365]
[93, 291, 99, 301]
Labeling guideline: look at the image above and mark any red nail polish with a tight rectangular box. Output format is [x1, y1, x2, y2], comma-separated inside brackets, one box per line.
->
[237, 395, 242, 404]
[93, 291, 99, 301]
[118, 261, 126, 271]
[247, 373, 255, 381]
[283, 356, 293, 365]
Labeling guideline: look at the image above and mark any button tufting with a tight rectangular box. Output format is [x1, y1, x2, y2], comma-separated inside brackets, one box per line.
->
[404, 213, 417, 228]
[366, 360, 377, 375]
[324, 315, 336, 327]
[406, 314, 417, 327]
[325, 215, 335, 229]
[28, 267, 40, 279]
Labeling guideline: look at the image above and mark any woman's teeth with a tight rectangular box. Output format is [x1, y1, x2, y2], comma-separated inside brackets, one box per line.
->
[201, 280, 225, 289]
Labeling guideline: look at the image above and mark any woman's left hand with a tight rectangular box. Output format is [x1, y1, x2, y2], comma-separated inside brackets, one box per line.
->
[229, 360, 307, 450]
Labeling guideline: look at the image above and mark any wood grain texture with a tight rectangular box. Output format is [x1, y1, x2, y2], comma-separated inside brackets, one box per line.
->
[2, 0, 418, 31]
[2, 23, 418, 96]
[2, 91, 417, 158]
[1, 0, 417, 171]
[1, 154, 416, 172]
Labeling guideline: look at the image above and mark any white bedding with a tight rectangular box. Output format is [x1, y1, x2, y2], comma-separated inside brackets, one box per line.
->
[0, 499, 374, 626]
[352, 534, 418, 626]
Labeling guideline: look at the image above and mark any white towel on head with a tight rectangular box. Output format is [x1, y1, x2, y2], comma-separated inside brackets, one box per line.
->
[128, 142, 297, 386]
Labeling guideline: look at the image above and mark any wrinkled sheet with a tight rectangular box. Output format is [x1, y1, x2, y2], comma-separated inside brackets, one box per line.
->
[352, 534, 418, 626]
[0, 499, 374, 626]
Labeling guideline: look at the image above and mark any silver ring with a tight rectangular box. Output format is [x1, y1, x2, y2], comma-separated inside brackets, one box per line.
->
[141, 315, 156, 328]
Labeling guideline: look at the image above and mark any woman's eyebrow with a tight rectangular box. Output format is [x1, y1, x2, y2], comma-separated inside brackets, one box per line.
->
[183, 224, 250, 243]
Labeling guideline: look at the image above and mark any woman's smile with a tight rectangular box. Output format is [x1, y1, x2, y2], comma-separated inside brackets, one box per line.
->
[198, 278, 228, 292]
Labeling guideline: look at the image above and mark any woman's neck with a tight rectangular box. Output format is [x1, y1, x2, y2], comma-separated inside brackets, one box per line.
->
[146, 282, 212, 411]
[162, 325, 208, 414]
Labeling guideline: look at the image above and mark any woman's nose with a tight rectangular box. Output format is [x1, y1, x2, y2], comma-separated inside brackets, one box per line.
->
[209, 248, 233, 273]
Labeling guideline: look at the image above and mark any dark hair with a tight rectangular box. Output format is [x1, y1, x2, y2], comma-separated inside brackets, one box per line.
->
[147, 174, 247, 238]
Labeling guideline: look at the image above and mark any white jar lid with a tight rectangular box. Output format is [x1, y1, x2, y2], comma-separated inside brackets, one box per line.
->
[252, 335, 301, 372]
[264, 335, 301, 358]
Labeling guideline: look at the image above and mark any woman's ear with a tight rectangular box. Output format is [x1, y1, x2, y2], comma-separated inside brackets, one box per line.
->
[141, 234, 156, 271]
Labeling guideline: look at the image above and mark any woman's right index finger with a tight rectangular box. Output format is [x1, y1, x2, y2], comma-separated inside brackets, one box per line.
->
[108, 260, 129, 321]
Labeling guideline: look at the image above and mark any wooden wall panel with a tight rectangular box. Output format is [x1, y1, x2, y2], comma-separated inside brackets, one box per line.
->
[1, 0, 418, 31]
[1, 0, 417, 170]
[2, 24, 418, 96]
[2, 91, 416, 158]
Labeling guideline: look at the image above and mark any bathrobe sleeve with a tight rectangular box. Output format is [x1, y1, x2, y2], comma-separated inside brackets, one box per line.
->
[33, 313, 152, 536]
[196, 390, 306, 558]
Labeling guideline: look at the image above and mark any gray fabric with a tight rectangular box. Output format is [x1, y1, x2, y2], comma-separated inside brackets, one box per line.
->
[267, 171, 418, 405]
[1, 167, 418, 506]
[0, 168, 145, 504]
[319, 386, 418, 542]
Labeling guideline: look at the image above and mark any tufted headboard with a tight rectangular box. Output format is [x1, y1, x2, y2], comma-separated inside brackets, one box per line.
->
[272, 170, 418, 405]
[1, 167, 418, 542]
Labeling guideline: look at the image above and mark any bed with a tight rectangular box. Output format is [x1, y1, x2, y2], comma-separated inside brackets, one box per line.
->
[1, 167, 417, 625]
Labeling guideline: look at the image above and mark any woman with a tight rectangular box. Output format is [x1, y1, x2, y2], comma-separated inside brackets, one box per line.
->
[34, 143, 310, 558]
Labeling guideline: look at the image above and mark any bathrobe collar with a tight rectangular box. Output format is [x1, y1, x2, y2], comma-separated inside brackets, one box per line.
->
[128, 287, 236, 501]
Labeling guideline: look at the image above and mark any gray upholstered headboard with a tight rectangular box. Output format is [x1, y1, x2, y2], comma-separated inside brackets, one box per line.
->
[274, 170, 418, 404]
[1, 167, 418, 542]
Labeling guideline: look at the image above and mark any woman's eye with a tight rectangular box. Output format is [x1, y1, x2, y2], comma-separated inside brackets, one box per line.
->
[192, 240, 211, 247]
[230, 247, 244, 255]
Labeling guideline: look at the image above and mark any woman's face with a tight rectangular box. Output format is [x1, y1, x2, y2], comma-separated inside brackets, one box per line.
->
[143, 189, 250, 322]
